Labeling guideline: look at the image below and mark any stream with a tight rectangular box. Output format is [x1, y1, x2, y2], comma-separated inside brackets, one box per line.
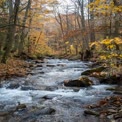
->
[0, 59, 114, 122]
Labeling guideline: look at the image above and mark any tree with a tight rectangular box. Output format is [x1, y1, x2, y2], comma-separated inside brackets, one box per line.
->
[18, 0, 31, 56]
[0, 0, 58, 62]
[88, 0, 122, 38]
[1, 0, 20, 63]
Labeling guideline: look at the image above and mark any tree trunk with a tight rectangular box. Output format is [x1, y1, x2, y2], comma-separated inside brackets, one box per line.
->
[113, 0, 120, 37]
[18, 0, 31, 56]
[1, 0, 20, 63]
[88, 0, 95, 42]
[78, 0, 89, 52]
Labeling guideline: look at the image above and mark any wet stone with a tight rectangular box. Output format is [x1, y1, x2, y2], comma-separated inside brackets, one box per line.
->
[16, 103, 27, 110]
[7, 83, 20, 89]
[45, 86, 58, 91]
[35, 60, 45, 63]
[0, 84, 2, 88]
[36, 64, 43, 67]
[0, 104, 5, 110]
[46, 64, 56, 67]
[64, 76, 93, 87]
[29, 71, 44, 75]
[42, 94, 60, 100]
[34, 107, 55, 115]
[0, 111, 9, 116]
[21, 86, 36, 91]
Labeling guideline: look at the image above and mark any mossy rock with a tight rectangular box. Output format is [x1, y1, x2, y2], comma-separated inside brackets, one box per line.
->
[64, 76, 93, 87]
[81, 66, 106, 75]
[100, 75, 122, 84]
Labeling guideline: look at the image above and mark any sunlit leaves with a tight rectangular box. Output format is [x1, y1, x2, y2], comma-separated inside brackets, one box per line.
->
[88, 0, 122, 16]
[28, 30, 52, 57]
[0, 0, 5, 7]
[90, 37, 122, 75]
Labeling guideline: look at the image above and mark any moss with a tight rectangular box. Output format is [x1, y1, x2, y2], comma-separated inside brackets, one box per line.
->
[81, 66, 106, 75]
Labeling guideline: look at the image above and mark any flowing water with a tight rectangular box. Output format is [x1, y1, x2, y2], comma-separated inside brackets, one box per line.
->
[0, 59, 114, 122]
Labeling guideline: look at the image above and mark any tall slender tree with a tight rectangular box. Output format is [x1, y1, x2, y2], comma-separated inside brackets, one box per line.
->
[1, 0, 20, 63]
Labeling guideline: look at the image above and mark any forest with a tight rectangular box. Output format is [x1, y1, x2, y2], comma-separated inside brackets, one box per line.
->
[0, 0, 122, 122]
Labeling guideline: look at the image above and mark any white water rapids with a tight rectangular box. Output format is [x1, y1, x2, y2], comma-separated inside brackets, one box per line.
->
[0, 59, 113, 105]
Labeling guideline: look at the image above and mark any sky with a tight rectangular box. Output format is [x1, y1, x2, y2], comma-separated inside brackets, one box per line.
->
[58, 0, 72, 5]
[57, 0, 74, 13]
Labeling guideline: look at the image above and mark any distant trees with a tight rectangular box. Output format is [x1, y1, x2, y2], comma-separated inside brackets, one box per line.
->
[0, 0, 121, 62]
[52, 0, 122, 59]
[53, 0, 93, 58]
[0, 0, 58, 63]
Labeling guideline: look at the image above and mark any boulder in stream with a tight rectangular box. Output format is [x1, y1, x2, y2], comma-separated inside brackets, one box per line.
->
[64, 76, 93, 87]
[100, 75, 122, 84]
[81, 66, 106, 76]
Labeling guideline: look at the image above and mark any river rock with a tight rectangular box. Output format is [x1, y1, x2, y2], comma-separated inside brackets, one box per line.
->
[7, 83, 20, 89]
[35, 60, 45, 63]
[34, 107, 55, 115]
[100, 75, 121, 84]
[21, 86, 36, 91]
[106, 87, 116, 91]
[0, 107, 16, 116]
[42, 94, 60, 99]
[114, 111, 122, 119]
[84, 110, 100, 116]
[46, 64, 56, 67]
[81, 66, 106, 75]
[29, 71, 44, 75]
[114, 91, 122, 95]
[64, 76, 93, 87]
[57, 64, 66, 67]
[0, 84, 2, 88]
[107, 109, 117, 114]
[0, 111, 9, 116]
[16, 103, 27, 110]
[36, 64, 43, 67]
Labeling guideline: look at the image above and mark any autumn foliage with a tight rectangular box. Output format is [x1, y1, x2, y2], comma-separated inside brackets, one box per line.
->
[90, 37, 122, 75]
[0, 58, 29, 80]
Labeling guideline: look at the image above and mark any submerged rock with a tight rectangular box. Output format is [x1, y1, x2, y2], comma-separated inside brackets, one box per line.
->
[7, 83, 20, 89]
[0, 111, 9, 116]
[64, 76, 93, 87]
[42, 94, 60, 100]
[21, 86, 36, 91]
[0, 84, 2, 88]
[21, 107, 55, 121]
[34, 107, 55, 115]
